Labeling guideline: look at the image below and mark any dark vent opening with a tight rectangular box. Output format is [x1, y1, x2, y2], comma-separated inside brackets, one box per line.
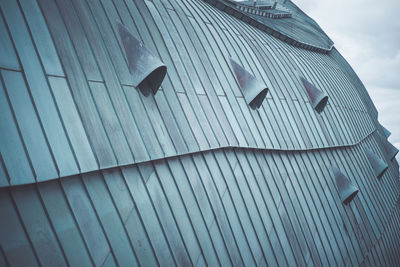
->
[249, 88, 269, 109]
[343, 190, 359, 205]
[138, 65, 167, 96]
[377, 166, 388, 179]
[315, 95, 329, 114]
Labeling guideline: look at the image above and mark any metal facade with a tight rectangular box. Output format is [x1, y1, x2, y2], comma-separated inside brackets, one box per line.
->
[0, 0, 399, 265]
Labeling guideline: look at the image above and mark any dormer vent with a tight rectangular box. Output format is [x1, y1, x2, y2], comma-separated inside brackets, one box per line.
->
[365, 148, 388, 179]
[382, 138, 399, 161]
[230, 58, 269, 109]
[117, 23, 167, 96]
[380, 124, 391, 138]
[332, 165, 359, 205]
[299, 76, 328, 114]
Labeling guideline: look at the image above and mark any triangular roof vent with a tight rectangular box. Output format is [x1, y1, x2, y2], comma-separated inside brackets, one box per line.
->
[332, 165, 359, 205]
[230, 58, 269, 109]
[380, 124, 391, 138]
[299, 76, 328, 114]
[382, 138, 399, 161]
[117, 23, 167, 96]
[365, 148, 388, 179]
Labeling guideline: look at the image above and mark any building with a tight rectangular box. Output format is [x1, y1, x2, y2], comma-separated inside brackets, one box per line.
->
[0, 0, 399, 265]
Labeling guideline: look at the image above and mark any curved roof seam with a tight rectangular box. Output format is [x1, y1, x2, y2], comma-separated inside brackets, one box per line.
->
[0, 0, 386, 189]
[2, 127, 379, 188]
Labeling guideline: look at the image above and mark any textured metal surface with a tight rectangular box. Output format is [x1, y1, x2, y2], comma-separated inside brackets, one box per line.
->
[365, 148, 388, 179]
[1, 135, 400, 266]
[381, 124, 392, 138]
[361, 198, 400, 266]
[0, 0, 378, 186]
[0, 0, 400, 265]
[230, 58, 268, 109]
[299, 75, 329, 114]
[117, 22, 167, 96]
[381, 135, 399, 161]
[332, 165, 359, 205]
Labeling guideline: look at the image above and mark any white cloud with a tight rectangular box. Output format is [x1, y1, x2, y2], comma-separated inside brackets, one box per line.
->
[293, 0, 400, 86]
[294, 0, 400, 165]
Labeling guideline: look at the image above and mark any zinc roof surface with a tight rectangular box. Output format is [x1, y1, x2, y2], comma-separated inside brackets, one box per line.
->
[0, 0, 380, 186]
[1, 1, 399, 266]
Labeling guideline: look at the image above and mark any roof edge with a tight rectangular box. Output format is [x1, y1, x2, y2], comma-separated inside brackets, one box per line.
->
[205, 0, 334, 53]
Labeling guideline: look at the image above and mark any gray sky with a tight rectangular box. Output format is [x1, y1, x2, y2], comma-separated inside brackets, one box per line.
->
[293, 0, 400, 161]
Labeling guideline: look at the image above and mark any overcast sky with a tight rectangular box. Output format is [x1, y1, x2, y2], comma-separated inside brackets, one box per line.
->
[293, 0, 400, 161]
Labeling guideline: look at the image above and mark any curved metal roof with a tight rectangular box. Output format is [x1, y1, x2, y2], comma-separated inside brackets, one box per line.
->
[0, 0, 378, 186]
[0, 0, 399, 266]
